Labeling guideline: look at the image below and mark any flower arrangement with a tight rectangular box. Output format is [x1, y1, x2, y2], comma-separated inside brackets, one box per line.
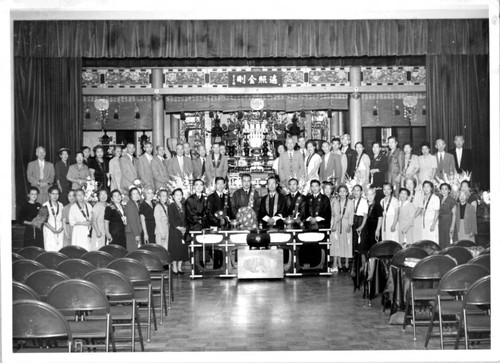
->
[166, 173, 193, 199]
[480, 191, 490, 205]
[32, 206, 49, 229]
[83, 176, 99, 205]
[433, 171, 471, 198]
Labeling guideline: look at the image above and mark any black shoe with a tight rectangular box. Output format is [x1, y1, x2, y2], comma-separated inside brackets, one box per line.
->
[179, 271, 185, 275]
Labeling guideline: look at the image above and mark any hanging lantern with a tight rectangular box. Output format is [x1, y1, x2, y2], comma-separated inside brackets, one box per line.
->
[237, 111, 244, 120]
[180, 111, 186, 121]
[373, 106, 378, 116]
[134, 104, 141, 119]
[300, 110, 306, 118]
[394, 105, 401, 116]
[327, 109, 332, 118]
[209, 110, 214, 118]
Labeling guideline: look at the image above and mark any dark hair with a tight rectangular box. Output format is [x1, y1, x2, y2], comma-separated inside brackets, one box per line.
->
[399, 187, 410, 196]
[422, 180, 434, 189]
[388, 135, 398, 143]
[172, 188, 183, 197]
[305, 140, 317, 151]
[93, 145, 104, 153]
[402, 143, 412, 150]
[193, 178, 204, 186]
[337, 185, 348, 194]
[353, 184, 363, 192]
[421, 142, 431, 149]
[354, 142, 364, 149]
[48, 186, 60, 195]
[404, 177, 417, 189]
[74, 188, 85, 195]
[310, 179, 321, 187]
[143, 141, 152, 147]
[158, 189, 168, 197]
[372, 141, 382, 148]
[383, 183, 393, 191]
[460, 180, 471, 188]
[58, 149, 70, 156]
[27, 186, 40, 195]
[331, 137, 341, 144]
[110, 189, 122, 199]
[322, 181, 333, 188]
[126, 142, 135, 147]
[215, 177, 225, 184]
[81, 146, 91, 152]
[440, 183, 451, 191]
[288, 178, 298, 184]
[241, 173, 252, 180]
[98, 188, 108, 198]
[75, 151, 84, 158]
[128, 187, 140, 198]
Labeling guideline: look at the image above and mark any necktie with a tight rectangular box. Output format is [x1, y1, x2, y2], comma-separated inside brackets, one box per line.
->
[179, 157, 183, 170]
[39, 161, 44, 180]
[440, 153, 443, 164]
[201, 159, 205, 175]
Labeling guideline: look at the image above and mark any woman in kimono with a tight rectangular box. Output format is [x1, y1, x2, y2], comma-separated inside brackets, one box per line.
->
[333, 185, 354, 272]
[69, 189, 93, 250]
[43, 186, 64, 251]
[380, 183, 399, 242]
[416, 181, 440, 242]
[168, 188, 189, 274]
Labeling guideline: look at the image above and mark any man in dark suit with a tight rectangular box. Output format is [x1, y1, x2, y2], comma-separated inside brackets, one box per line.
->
[206, 177, 232, 227]
[435, 139, 457, 181]
[305, 179, 332, 229]
[258, 177, 286, 229]
[230, 173, 260, 217]
[185, 179, 208, 232]
[284, 178, 306, 227]
[340, 134, 357, 179]
[450, 135, 474, 174]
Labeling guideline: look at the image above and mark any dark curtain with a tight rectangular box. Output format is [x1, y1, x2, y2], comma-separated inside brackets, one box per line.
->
[426, 54, 489, 189]
[14, 19, 488, 58]
[14, 57, 82, 216]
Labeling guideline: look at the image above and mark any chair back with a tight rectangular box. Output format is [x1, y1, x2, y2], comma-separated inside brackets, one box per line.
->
[412, 255, 457, 280]
[12, 253, 24, 262]
[126, 250, 164, 272]
[84, 268, 134, 299]
[413, 240, 441, 254]
[13, 281, 40, 301]
[59, 245, 88, 259]
[13, 300, 72, 341]
[438, 246, 473, 265]
[368, 240, 402, 259]
[391, 247, 428, 268]
[438, 264, 489, 294]
[464, 276, 490, 306]
[35, 251, 69, 269]
[99, 244, 128, 258]
[47, 279, 110, 314]
[56, 259, 95, 279]
[12, 259, 45, 283]
[81, 251, 114, 268]
[140, 243, 172, 265]
[107, 258, 151, 286]
[18, 246, 45, 260]
[453, 239, 476, 247]
[469, 254, 490, 272]
[479, 247, 490, 255]
[25, 269, 70, 301]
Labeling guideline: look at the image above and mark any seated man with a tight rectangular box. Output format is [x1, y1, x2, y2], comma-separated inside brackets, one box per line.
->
[206, 177, 232, 228]
[258, 177, 286, 230]
[283, 178, 306, 228]
[185, 179, 208, 232]
[230, 173, 260, 218]
[305, 179, 332, 230]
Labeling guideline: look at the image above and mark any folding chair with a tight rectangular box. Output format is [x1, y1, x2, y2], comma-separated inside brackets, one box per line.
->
[12, 259, 45, 283]
[453, 239, 476, 247]
[391, 247, 428, 268]
[99, 244, 128, 259]
[47, 279, 115, 352]
[107, 258, 156, 342]
[85, 268, 144, 352]
[413, 240, 441, 254]
[13, 281, 40, 301]
[127, 250, 168, 324]
[13, 300, 72, 352]
[424, 264, 488, 349]
[56, 259, 95, 279]
[403, 255, 457, 341]
[18, 246, 45, 260]
[479, 248, 490, 256]
[140, 243, 174, 304]
[25, 269, 69, 301]
[468, 254, 490, 273]
[81, 251, 114, 268]
[438, 246, 473, 265]
[454, 276, 491, 349]
[59, 245, 88, 259]
[12, 253, 24, 262]
[35, 251, 69, 269]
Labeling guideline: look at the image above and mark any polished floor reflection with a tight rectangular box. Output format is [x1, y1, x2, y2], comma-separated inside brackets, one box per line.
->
[145, 273, 447, 351]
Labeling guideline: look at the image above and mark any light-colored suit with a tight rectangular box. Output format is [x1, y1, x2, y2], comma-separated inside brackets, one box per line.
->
[319, 152, 342, 183]
[205, 154, 228, 184]
[119, 152, 139, 194]
[152, 155, 169, 190]
[137, 153, 155, 189]
[27, 159, 55, 204]
[192, 157, 207, 181]
[278, 150, 305, 185]
[435, 152, 457, 180]
[167, 156, 193, 179]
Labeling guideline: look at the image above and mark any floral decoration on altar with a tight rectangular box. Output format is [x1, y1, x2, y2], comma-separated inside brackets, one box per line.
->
[432, 172, 471, 198]
[83, 176, 99, 205]
[166, 173, 194, 199]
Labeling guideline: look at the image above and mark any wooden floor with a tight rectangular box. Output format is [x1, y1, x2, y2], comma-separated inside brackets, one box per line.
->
[144, 272, 453, 352]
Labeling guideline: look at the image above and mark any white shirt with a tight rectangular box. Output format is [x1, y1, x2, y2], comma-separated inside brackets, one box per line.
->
[145, 153, 153, 162]
[38, 159, 45, 179]
[456, 148, 462, 167]
[438, 151, 445, 162]
[272, 157, 280, 172]
[324, 152, 330, 166]
[177, 155, 184, 169]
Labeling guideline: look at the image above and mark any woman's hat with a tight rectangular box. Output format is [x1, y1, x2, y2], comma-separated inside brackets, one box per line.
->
[58, 147, 71, 155]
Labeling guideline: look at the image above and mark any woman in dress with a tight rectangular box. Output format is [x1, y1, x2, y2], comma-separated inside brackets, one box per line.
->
[417, 142, 437, 186]
[66, 151, 91, 190]
[398, 188, 416, 245]
[333, 185, 354, 272]
[460, 180, 479, 211]
[88, 145, 110, 191]
[416, 181, 440, 242]
[453, 190, 477, 242]
[62, 190, 76, 247]
[438, 183, 456, 249]
[154, 189, 169, 250]
[369, 142, 388, 201]
[304, 140, 322, 186]
[363, 188, 382, 258]
[104, 189, 126, 248]
[43, 186, 64, 251]
[139, 186, 156, 244]
[380, 183, 399, 242]
[400, 143, 419, 188]
[351, 184, 368, 289]
[91, 189, 108, 250]
[324, 182, 339, 273]
[354, 142, 371, 189]
[124, 187, 143, 251]
[168, 188, 189, 274]
[54, 148, 71, 205]
[69, 189, 93, 251]
[109, 146, 122, 192]
[405, 177, 424, 243]
[18, 187, 44, 248]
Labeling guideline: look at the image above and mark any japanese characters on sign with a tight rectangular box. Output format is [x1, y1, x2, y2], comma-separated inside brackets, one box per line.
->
[228, 71, 283, 87]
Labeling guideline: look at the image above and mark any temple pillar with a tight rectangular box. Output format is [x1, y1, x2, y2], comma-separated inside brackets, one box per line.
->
[349, 66, 362, 147]
[152, 68, 164, 149]
[339, 111, 344, 135]
[330, 112, 340, 138]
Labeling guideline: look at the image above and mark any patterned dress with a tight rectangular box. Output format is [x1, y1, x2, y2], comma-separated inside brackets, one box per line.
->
[333, 198, 354, 258]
